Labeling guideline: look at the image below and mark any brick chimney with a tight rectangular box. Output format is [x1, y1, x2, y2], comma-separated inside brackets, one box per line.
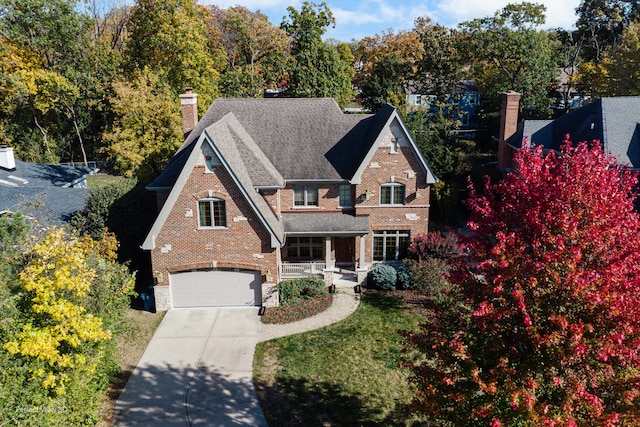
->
[0, 145, 16, 170]
[497, 91, 521, 170]
[179, 87, 198, 135]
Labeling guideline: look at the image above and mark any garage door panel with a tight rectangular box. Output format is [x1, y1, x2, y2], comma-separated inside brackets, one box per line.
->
[171, 270, 261, 308]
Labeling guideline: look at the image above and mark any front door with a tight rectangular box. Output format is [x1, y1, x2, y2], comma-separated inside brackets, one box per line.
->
[334, 237, 354, 268]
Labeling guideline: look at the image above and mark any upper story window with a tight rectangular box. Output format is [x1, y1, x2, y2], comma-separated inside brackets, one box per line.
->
[294, 185, 318, 207]
[339, 184, 352, 208]
[198, 198, 226, 228]
[380, 183, 405, 205]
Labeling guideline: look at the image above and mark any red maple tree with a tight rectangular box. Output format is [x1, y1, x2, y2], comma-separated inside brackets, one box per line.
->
[403, 139, 640, 426]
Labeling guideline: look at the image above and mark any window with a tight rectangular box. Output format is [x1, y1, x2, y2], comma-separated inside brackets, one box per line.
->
[198, 198, 226, 228]
[294, 185, 318, 207]
[286, 236, 323, 259]
[373, 230, 410, 261]
[339, 185, 352, 208]
[380, 183, 405, 205]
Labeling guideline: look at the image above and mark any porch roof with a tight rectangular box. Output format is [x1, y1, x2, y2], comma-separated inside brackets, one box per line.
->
[282, 213, 370, 236]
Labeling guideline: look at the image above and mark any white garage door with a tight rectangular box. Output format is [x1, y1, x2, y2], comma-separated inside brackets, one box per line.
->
[171, 270, 261, 308]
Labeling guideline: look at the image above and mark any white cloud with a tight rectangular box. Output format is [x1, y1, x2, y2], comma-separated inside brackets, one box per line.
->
[433, 0, 580, 29]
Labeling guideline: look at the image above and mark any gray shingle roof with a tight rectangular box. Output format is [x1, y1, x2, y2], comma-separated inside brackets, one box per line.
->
[149, 98, 383, 189]
[0, 160, 93, 224]
[282, 213, 370, 235]
[508, 97, 640, 167]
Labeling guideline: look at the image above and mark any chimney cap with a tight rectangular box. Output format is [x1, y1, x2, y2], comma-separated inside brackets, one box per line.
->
[184, 87, 193, 94]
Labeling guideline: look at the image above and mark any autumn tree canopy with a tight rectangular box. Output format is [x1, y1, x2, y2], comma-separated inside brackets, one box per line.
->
[403, 140, 640, 426]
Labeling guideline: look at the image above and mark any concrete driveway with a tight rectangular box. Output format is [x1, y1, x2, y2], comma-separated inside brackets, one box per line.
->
[113, 308, 268, 426]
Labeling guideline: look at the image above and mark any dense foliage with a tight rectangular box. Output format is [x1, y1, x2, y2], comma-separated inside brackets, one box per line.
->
[277, 276, 326, 305]
[0, 217, 135, 425]
[403, 140, 640, 425]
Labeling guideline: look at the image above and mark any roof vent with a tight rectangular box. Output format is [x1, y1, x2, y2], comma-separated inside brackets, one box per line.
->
[0, 145, 16, 171]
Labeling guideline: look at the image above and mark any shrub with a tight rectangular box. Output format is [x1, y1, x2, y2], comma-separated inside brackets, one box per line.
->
[405, 259, 457, 305]
[370, 264, 397, 290]
[408, 231, 461, 261]
[278, 276, 327, 304]
[278, 279, 301, 304]
[396, 262, 413, 290]
[298, 276, 326, 298]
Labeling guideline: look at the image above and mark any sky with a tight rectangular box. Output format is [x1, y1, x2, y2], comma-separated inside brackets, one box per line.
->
[196, 0, 582, 41]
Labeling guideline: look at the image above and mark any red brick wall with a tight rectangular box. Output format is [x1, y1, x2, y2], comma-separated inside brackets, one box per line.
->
[353, 124, 431, 264]
[150, 164, 279, 286]
[280, 183, 344, 212]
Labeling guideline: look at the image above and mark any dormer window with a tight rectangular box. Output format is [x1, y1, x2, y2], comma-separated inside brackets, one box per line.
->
[294, 185, 318, 207]
[198, 198, 226, 228]
[380, 183, 405, 205]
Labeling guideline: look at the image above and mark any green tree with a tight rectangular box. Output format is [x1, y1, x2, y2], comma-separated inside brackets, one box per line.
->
[0, 0, 122, 164]
[126, 0, 223, 110]
[207, 6, 290, 97]
[397, 101, 460, 179]
[359, 53, 405, 112]
[459, 2, 558, 119]
[414, 17, 465, 99]
[281, 1, 353, 106]
[101, 69, 183, 182]
[577, 20, 640, 96]
[575, 0, 640, 63]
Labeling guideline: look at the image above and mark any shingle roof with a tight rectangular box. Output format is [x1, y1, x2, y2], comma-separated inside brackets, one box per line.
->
[282, 213, 370, 235]
[204, 114, 284, 243]
[149, 98, 382, 189]
[508, 97, 640, 167]
[0, 160, 94, 224]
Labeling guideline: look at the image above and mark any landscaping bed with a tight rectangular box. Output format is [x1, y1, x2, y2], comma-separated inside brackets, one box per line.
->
[261, 292, 333, 324]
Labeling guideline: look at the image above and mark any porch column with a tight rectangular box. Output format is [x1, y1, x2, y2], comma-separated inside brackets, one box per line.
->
[358, 235, 366, 268]
[325, 236, 332, 269]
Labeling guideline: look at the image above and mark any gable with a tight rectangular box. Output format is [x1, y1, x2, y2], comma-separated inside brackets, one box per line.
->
[350, 107, 437, 185]
[142, 132, 284, 251]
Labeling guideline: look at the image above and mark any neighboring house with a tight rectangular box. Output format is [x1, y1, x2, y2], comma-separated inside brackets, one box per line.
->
[498, 92, 640, 170]
[407, 81, 482, 129]
[142, 93, 437, 311]
[0, 146, 96, 224]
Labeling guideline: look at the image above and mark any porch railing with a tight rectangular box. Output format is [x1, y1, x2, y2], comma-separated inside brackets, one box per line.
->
[280, 262, 327, 278]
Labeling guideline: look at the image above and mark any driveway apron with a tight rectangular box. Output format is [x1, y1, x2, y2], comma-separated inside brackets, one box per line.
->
[113, 308, 267, 426]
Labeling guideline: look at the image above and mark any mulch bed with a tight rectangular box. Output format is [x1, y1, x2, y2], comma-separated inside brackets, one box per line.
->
[261, 293, 333, 324]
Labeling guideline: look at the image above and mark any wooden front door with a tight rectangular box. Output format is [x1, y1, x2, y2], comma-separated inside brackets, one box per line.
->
[334, 237, 354, 266]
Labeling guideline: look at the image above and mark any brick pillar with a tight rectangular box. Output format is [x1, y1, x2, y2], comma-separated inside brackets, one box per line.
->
[179, 87, 198, 135]
[497, 91, 521, 170]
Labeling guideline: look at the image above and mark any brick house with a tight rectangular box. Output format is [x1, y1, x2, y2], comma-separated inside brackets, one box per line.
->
[142, 93, 437, 310]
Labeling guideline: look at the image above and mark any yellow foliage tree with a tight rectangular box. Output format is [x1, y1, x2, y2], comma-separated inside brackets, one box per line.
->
[101, 69, 183, 182]
[3, 228, 112, 395]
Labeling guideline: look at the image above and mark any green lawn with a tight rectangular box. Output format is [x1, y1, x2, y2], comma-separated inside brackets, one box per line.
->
[87, 173, 125, 188]
[253, 292, 426, 426]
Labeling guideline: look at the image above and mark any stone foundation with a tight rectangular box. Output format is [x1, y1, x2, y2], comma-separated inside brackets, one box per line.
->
[357, 268, 369, 287]
[153, 285, 172, 311]
[262, 283, 279, 307]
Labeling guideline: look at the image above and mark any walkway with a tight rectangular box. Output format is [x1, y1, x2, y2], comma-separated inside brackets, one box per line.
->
[259, 277, 361, 342]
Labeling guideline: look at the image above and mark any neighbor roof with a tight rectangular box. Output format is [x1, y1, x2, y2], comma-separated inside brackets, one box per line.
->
[508, 97, 640, 168]
[0, 160, 95, 223]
